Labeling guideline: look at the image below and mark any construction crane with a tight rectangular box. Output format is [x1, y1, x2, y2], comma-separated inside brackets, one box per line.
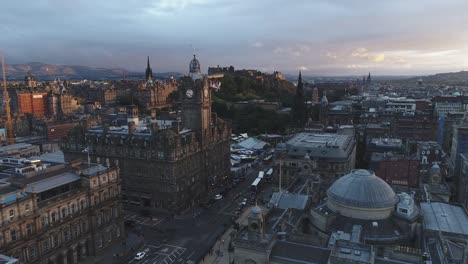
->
[2, 50, 14, 145]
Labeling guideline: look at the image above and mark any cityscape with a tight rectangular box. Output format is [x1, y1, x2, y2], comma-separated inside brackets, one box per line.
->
[1, 1, 468, 264]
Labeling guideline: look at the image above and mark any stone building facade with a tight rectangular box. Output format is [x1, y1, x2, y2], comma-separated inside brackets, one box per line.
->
[135, 80, 177, 109]
[62, 66, 231, 213]
[0, 160, 124, 264]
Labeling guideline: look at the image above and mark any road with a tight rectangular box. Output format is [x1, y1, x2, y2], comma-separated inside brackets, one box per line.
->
[126, 162, 272, 264]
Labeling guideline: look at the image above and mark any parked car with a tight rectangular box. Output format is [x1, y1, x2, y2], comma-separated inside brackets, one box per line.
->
[135, 252, 146, 260]
[214, 194, 223, 200]
[241, 198, 248, 206]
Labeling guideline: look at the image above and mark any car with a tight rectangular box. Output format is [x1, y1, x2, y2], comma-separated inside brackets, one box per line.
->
[134, 252, 146, 260]
[241, 198, 248, 206]
[214, 194, 223, 200]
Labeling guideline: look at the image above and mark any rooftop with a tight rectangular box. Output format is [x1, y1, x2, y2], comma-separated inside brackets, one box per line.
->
[268, 192, 308, 210]
[25, 172, 80, 193]
[327, 169, 399, 209]
[286, 133, 354, 159]
[270, 240, 331, 264]
[420, 202, 468, 236]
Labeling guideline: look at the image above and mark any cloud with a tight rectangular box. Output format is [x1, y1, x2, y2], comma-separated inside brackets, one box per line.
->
[351, 48, 369, 58]
[326, 52, 338, 59]
[370, 53, 385, 62]
[347, 64, 369, 69]
[351, 48, 385, 62]
[251, 41, 264, 48]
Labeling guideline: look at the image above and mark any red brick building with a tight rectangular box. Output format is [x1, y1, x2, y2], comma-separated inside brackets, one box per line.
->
[17, 92, 48, 117]
[47, 123, 77, 140]
[374, 159, 420, 187]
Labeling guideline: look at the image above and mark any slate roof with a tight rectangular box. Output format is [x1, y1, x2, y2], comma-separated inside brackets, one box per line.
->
[420, 202, 468, 235]
[25, 172, 80, 193]
[270, 240, 330, 264]
[269, 192, 308, 210]
[327, 169, 399, 209]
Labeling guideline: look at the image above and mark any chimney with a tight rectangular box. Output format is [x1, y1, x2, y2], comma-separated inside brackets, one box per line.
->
[151, 108, 157, 119]
[128, 121, 136, 135]
[172, 121, 180, 133]
[151, 122, 159, 133]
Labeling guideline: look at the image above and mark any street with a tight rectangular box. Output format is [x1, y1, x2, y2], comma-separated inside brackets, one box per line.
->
[126, 162, 272, 264]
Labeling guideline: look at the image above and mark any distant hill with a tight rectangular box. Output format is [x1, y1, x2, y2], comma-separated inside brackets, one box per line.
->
[4, 62, 182, 80]
[404, 71, 468, 85]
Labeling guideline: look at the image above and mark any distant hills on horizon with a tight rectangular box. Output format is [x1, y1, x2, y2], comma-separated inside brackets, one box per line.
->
[3, 62, 182, 80]
[3, 62, 467, 85]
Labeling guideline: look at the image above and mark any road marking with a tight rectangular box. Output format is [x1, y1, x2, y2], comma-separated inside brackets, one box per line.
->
[186, 250, 196, 259]
[142, 259, 150, 264]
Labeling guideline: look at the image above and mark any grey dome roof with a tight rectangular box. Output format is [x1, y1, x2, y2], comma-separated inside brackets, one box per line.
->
[251, 205, 262, 214]
[327, 169, 398, 209]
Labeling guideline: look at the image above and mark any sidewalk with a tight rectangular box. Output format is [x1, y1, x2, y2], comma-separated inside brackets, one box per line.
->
[93, 229, 143, 264]
[199, 209, 251, 264]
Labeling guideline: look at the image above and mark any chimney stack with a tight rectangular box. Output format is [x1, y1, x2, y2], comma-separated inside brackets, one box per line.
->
[128, 121, 136, 135]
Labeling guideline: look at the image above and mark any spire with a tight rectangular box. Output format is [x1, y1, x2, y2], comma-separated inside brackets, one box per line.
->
[367, 72, 371, 84]
[145, 56, 153, 82]
[297, 71, 303, 94]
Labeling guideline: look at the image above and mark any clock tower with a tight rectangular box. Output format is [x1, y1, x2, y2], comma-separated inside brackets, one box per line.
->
[180, 76, 212, 134]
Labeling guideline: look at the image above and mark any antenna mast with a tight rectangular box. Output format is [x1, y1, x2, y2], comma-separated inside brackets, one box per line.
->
[2, 50, 14, 145]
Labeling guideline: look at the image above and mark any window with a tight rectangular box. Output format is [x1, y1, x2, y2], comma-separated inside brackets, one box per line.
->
[9, 209, 14, 220]
[116, 227, 120, 238]
[73, 225, 79, 237]
[43, 240, 50, 252]
[93, 179, 97, 187]
[51, 212, 57, 223]
[64, 229, 70, 242]
[29, 245, 36, 259]
[27, 223, 34, 236]
[25, 204, 30, 213]
[41, 216, 48, 227]
[97, 214, 102, 226]
[71, 203, 76, 214]
[399, 208, 408, 214]
[61, 207, 67, 218]
[52, 234, 59, 247]
[81, 221, 87, 232]
[10, 229, 18, 241]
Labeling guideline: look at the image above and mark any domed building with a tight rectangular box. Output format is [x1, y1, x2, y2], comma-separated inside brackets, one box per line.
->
[327, 169, 399, 220]
[310, 169, 420, 245]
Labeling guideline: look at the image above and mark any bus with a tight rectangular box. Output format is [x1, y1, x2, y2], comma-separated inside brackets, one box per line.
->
[258, 171, 264, 180]
[265, 168, 273, 183]
[250, 177, 261, 193]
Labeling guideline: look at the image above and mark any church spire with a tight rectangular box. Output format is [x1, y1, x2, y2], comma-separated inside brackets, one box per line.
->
[297, 71, 303, 94]
[145, 56, 153, 82]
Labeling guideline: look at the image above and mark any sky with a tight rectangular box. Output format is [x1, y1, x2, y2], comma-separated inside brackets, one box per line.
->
[1, 0, 468, 76]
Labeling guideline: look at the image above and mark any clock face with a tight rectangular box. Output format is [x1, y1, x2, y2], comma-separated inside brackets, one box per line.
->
[186, 89, 194, 98]
[204, 87, 209, 98]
